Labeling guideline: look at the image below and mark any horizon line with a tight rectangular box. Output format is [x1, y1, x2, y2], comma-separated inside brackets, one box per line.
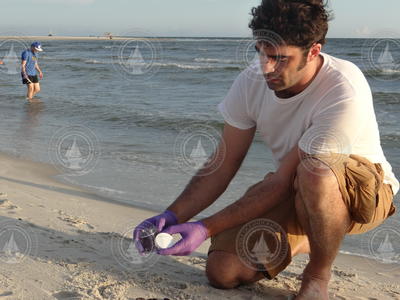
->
[0, 34, 396, 40]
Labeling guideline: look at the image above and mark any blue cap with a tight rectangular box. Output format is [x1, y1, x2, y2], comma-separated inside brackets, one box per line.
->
[31, 41, 43, 52]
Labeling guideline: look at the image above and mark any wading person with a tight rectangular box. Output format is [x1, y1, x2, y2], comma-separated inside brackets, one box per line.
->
[21, 41, 44, 101]
[134, 0, 398, 299]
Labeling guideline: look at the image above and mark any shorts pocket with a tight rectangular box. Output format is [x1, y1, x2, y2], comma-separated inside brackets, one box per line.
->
[344, 158, 382, 224]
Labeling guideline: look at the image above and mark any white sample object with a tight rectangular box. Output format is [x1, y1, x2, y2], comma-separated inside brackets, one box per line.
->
[155, 233, 174, 249]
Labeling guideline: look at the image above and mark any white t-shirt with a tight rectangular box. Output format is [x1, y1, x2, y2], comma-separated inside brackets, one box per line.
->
[218, 53, 399, 195]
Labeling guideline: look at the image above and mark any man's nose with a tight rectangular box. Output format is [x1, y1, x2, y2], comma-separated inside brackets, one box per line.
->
[261, 56, 276, 74]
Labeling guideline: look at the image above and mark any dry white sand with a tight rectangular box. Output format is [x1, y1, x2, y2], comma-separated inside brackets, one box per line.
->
[0, 153, 399, 299]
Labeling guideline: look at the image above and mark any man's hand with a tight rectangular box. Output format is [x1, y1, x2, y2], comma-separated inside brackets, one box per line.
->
[133, 210, 178, 253]
[39, 71, 43, 80]
[157, 221, 208, 256]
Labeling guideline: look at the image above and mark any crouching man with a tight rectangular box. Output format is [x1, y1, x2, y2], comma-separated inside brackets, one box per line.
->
[134, 1, 398, 299]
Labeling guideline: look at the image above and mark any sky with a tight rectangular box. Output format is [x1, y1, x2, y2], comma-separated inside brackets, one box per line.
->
[1, 0, 399, 38]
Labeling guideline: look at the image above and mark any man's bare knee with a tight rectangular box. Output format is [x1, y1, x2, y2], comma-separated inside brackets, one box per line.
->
[34, 84, 40, 94]
[206, 251, 240, 289]
[295, 162, 340, 203]
[206, 251, 263, 289]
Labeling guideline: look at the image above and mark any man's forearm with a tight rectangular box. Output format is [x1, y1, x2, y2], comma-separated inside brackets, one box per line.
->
[21, 65, 28, 78]
[202, 174, 292, 237]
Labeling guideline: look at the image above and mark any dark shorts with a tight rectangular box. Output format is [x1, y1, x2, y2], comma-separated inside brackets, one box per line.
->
[208, 154, 396, 279]
[22, 75, 39, 85]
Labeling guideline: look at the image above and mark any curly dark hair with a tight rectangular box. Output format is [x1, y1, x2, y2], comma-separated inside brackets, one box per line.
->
[249, 0, 332, 50]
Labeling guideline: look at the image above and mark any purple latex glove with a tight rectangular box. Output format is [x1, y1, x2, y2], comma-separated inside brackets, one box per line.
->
[157, 221, 209, 256]
[133, 210, 178, 253]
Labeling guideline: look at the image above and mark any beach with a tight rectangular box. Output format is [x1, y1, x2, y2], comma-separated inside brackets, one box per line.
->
[0, 152, 399, 300]
[0, 35, 400, 299]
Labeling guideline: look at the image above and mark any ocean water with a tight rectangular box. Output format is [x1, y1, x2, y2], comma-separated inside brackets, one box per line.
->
[0, 37, 399, 263]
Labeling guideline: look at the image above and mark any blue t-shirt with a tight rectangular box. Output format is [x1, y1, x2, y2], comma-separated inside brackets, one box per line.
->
[21, 49, 38, 76]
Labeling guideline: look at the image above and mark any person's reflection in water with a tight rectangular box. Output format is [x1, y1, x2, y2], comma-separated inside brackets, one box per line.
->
[14, 100, 45, 156]
[24, 99, 44, 128]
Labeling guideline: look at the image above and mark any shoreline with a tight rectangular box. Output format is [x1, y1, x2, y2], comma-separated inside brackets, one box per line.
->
[2, 148, 398, 266]
[0, 151, 399, 299]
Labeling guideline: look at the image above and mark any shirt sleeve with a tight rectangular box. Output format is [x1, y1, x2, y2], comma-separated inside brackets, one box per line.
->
[298, 93, 368, 156]
[218, 74, 256, 130]
[21, 51, 27, 61]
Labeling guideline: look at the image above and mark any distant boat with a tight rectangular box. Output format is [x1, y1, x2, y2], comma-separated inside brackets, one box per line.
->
[48, 30, 53, 37]
[189, 139, 208, 169]
[63, 137, 84, 169]
[126, 46, 146, 74]
[104, 32, 113, 39]
[377, 43, 395, 71]
[2, 43, 19, 75]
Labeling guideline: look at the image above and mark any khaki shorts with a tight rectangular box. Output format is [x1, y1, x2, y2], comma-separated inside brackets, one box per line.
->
[208, 154, 396, 279]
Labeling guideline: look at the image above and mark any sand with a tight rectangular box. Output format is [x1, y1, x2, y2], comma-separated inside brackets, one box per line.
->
[0, 152, 399, 300]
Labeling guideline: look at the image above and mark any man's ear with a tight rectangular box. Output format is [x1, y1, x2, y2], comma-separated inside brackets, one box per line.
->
[307, 43, 322, 62]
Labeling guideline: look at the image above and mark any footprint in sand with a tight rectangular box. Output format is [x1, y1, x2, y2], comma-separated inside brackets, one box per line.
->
[0, 193, 21, 212]
[333, 269, 358, 280]
[52, 290, 82, 299]
[0, 291, 13, 297]
[57, 211, 95, 230]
